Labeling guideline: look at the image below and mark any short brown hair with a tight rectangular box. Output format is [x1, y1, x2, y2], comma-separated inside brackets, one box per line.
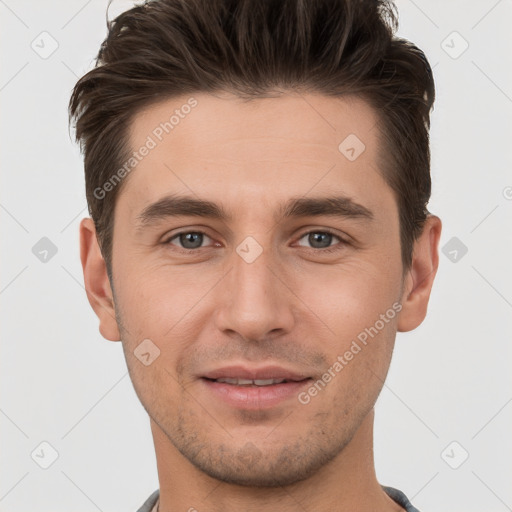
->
[69, 0, 435, 281]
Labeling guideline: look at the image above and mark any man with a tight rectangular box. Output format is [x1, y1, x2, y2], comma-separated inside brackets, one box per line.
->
[69, 0, 441, 510]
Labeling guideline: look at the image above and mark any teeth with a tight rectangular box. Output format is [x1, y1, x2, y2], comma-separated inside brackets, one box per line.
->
[215, 378, 287, 386]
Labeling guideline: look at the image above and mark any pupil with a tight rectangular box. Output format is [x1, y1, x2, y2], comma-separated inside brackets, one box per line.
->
[310, 232, 331, 248]
[181, 232, 202, 249]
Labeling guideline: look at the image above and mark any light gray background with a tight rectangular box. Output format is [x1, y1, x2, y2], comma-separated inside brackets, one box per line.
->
[1, 0, 511, 510]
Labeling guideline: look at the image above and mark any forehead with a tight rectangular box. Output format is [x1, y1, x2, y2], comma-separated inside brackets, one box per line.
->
[117, 92, 393, 223]
[129, 91, 378, 155]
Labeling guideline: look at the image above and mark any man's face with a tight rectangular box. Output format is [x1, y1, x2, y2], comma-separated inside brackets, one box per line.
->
[110, 92, 405, 486]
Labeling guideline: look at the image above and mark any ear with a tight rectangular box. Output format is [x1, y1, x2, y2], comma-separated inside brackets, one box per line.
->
[79, 217, 121, 341]
[397, 215, 442, 332]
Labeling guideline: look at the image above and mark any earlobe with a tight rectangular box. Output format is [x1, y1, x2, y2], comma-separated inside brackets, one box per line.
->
[79, 217, 121, 341]
[397, 215, 442, 333]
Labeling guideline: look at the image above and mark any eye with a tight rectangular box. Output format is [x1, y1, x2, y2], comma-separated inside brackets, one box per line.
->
[296, 230, 345, 253]
[163, 229, 347, 254]
[165, 231, 214, 250]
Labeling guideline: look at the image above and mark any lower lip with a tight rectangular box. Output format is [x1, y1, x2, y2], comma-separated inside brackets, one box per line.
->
[200, 378, 312, 410]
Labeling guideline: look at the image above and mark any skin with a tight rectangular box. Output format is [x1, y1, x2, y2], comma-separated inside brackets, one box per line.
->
[80, 92, 441, 512]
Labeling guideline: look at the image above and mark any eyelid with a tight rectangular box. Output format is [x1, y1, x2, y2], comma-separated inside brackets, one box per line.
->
[164, 230, 215, 250]
[294, 228, 348, 251]
[295, 227, 345, 241]
[163, 227, 349, 253]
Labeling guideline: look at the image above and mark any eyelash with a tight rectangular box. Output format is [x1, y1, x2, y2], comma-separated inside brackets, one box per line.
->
[163, 229, 348, 254]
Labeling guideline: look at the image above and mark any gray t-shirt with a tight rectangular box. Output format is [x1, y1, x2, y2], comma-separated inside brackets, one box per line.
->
[136, 486, 420, 511]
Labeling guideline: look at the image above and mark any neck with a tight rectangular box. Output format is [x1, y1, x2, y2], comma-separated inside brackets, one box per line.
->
[151, 409, 403, 512]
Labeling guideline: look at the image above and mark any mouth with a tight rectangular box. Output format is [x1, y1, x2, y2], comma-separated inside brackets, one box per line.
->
[202, 377, 309, 386]
[199, 368, 313, 410]
[201, 364, 311, 382]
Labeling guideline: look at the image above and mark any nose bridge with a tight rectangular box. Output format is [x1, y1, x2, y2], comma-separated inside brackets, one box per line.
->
[214, 238, 295, 339]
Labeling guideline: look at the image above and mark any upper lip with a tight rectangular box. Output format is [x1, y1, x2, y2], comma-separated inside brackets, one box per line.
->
[201, 365, 311, 382]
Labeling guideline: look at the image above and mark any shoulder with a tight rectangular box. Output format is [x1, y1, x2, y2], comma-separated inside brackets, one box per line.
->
[382, 485, 422, 512]
[136, 489, 160, 512]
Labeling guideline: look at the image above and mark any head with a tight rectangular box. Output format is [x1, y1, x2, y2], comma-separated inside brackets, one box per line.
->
[73, 0, 441, 488]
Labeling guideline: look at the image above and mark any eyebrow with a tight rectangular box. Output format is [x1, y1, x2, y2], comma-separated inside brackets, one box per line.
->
[135, 193, 374, 232]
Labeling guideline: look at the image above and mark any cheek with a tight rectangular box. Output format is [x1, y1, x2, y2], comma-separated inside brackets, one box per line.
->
[113, 270, 167, 348]
[306, 272, 399, 395]
[296, 259, 402, 386]
[298, 260, 401, 332]
[113, 261, 221, 353]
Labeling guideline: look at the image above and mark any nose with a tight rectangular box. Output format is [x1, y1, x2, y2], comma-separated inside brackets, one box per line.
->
[214, 242, 296, 342]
